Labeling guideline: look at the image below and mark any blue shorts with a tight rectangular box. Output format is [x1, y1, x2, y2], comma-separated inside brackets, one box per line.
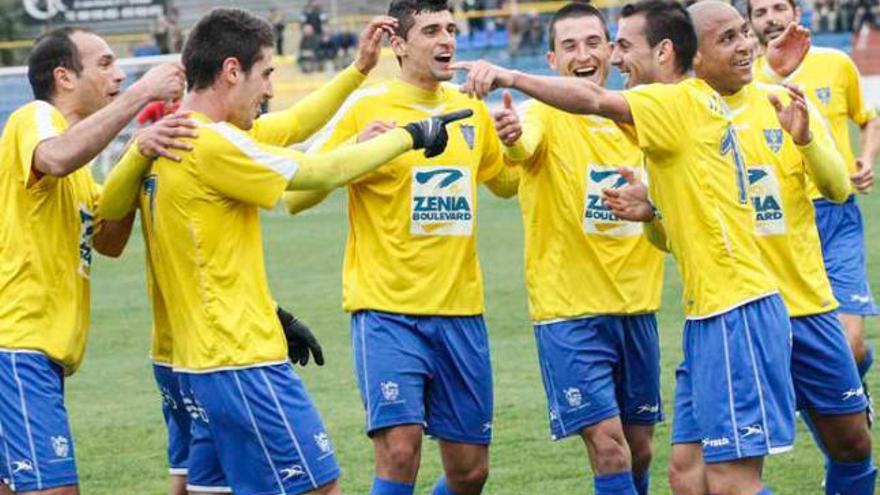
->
[183, 363, 339, 495]
[672, 295, 796, 464]
[534, 314, 664, 440]
[351, 311, 494, 445]
[155, 365, 230, 492]
[791, 312, 868, 415]
[814, 196, 878, 316]
[0, 351, 77, 492]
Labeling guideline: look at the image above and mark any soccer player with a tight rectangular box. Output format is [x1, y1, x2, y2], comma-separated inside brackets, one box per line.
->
[97, 8, 465, 495]
[490, 4, 665, 494]
[453, 1, 805, 493]
[284, 1, 519, 494]
[0, 27, 184, 495]
[606, 3, 876, 493]
[749, 0, 880, 387]
[99, 16, 398, 495]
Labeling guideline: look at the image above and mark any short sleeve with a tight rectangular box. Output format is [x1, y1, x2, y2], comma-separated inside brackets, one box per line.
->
[620, 83, 689, 156]
[199, 123, 300, 209]
[842, 56, 878, 126]
[15, 101, 65, 187]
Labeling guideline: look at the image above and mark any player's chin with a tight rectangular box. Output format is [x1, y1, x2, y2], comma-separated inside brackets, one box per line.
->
[432, 67, 455, 82]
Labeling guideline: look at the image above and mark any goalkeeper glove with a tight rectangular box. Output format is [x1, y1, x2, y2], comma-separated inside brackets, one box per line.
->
[277, 306, 324, 366]
[403, 109, 473, 158]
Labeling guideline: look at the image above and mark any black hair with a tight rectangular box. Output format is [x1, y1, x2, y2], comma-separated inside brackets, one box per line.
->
[745, 0, 797, 18]
[620, 0, 697, 73]
[182, 8, 275, 91]
[28, 27, 89, 102]
[387, 0, 453, 39]
[548, 2, 610, 51]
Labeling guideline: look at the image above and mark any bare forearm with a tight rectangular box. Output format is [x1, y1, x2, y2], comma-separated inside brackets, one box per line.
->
[511, 73, 631, 123]
[35, 87, 151, 177]
[860, 117, 880, 166]
[289, 129, 413, 190]
[93, 212, 136, 258]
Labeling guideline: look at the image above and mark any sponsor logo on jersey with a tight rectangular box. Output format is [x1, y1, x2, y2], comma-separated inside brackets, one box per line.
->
[143, 174, 158, 220]
[747, 166, 786, 235]
[78, 205, 95, 278]
[583, 166, 643, 236]
[816, 87, 831, 106]
[411, 167, 473, 236]
[763, 129, 783, 153]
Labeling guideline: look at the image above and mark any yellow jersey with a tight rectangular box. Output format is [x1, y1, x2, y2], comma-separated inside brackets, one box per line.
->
[621, 78, 778, 319]
[147, 112, 309, 371]
[726, 82, 839, 317]
[755, 47, 878, 199]
[0, 101, 102, 373]
[507, 99, 665, 321]
[311, 79, 505, 315]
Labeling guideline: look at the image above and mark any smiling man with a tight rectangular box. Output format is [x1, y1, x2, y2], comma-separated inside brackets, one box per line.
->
[490, 4, 666, 495]
[283, 1, 519, 494]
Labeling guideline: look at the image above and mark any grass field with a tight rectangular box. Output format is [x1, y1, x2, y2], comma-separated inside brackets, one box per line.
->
[72, 176, 880, 494]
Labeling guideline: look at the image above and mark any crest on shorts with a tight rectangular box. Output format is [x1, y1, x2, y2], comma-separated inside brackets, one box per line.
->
[51, 436, 70, 458]
[460, 124, 475, 150]
[380, 381, 399, 402]
[816, 87, 831, 106]
[763, 128, 783, 153]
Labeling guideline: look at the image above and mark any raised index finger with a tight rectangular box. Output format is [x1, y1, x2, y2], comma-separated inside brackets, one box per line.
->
[439, 109, 474, 124]
[449, 61, 474, 72]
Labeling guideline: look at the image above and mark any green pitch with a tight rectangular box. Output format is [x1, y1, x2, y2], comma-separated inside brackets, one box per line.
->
[76, 185, 878, 493]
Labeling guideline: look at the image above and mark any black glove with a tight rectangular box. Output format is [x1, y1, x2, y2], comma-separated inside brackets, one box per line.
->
[277, 306, 324, 366]
[403, 109, 474, 158]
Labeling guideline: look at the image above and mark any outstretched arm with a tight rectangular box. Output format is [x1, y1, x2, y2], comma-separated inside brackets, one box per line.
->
[452, 60, 633, 124]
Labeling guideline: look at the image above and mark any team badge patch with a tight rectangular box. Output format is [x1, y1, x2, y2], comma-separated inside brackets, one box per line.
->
[816, 87, 831, 106]
[460, 124, 475, 150]
[747, 166, 785, 236]
[411, 166, 474, 236]
[763, 129, 783, 153]
[583, 166, 643, 237]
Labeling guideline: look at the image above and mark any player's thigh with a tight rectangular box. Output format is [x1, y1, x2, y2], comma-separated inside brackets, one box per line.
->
[791, 312, 867, 416]
[0, 352, 78, 493]
[188, 364, 340, 495]
[532, 317, 620, 441]
[424, 315, 493, 445]
[351, 311, 432, 435]
[618, 314, 664, 425]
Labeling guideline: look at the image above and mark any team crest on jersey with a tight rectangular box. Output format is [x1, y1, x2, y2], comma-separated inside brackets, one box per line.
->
[78, 205, 95, 279]
[815, 87, 831, 106]
[411, 166, 473, 236]
[747, 166, 785, 236]
[583, 166, 643, 237]
[763, 129, 784, 153]
[460, 124, 475, 150]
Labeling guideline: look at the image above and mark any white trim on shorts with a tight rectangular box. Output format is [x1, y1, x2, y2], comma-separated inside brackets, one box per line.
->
[186, 484, 233, 493]
[768, 444, 794, 455]
[358, 313, 373, 432]
[685, 291, 779, 321]
[741, 306, 773, 453]
[168, 468, 187, 476]
[260, 367, 318, 489]
[232, 372, 287, 493]
[719, 318, 743, 458]
[174, 359, 290, 374]
[532, 311, 658, 327]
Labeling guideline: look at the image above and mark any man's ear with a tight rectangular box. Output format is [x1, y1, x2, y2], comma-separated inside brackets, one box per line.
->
[390, 35, 407, 59]
[221, 57, 242, 84]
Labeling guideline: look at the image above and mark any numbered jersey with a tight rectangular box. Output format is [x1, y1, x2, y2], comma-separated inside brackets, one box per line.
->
[512, 99, 665, 321]
[0, 101, 102, 373]
[621, 78, 778, 319]
[725, 82, 838, 316]
[310, 79, 505, 315]
[754, 48, 877, 199]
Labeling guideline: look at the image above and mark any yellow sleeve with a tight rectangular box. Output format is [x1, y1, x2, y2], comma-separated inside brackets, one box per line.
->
[199, 123, 299, 209]
[309, 101, 361, 153]
[98, 143, 151, 220]
[799, 103, 851, 202]
[620, 84, 689, 156]
[477, 107, 505, 183]
[503, 100, 546, 166]
[842, 56, 878, 127]
[250, 65, 367, 147]
[482, 165, 520, 198]
[15, 102, 64, 187]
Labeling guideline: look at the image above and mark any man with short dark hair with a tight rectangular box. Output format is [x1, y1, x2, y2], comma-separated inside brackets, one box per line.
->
[98, 7, 465, 495]
[0, 26, 184, 495]
[284, 1, 519, 494]
[491, 3, 665, 494]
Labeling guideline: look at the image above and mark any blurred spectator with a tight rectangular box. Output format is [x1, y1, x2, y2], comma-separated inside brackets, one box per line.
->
[317, 31, 340, 71]
[853, 0, 879, 30]
[269, 7, 286, 55]
[301, 0, 328, 35]
[153, 7, 183, 54]
[333, 27, 359, 67]
[298, 23, 320, 73]
[814, 0, 836, 31]
[464, 0, 487, 37]
[519, 11, 544, 55]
